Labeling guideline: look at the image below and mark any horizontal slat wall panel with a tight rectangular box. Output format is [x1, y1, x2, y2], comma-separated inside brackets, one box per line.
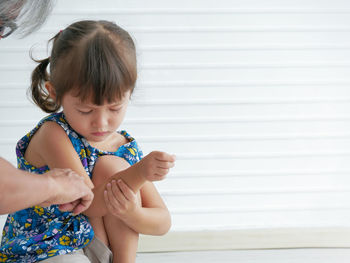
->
[1, 0, 350, 236]
[170, 210, 350, 231]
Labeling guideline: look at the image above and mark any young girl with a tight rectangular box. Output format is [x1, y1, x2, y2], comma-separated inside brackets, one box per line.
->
[0, 20, 175, 263]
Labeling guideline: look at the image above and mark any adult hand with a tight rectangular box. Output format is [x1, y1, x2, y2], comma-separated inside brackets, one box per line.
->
[40, 168, 94, 214]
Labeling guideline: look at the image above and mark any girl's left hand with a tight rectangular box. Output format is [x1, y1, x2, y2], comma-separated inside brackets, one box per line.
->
[104, 179, 139, 219]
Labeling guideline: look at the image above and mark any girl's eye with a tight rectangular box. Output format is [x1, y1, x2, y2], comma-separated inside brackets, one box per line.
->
[78, 109, 92, 115]
[110, 108, 121, 112]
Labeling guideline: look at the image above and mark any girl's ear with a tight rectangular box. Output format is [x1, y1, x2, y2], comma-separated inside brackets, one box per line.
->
[45, 82, 56, 100]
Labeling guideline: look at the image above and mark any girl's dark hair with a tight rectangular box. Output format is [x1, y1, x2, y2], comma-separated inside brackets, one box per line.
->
[30, 20, 137, 113]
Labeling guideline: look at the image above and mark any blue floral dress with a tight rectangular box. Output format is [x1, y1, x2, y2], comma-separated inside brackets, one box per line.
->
[0, 112, 143, 262]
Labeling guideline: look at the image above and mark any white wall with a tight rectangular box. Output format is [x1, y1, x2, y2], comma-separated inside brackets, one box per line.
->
[1, 0, 350, 248]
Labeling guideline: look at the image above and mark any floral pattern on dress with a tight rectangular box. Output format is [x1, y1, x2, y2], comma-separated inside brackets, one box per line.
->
[0, 112, 143, 262]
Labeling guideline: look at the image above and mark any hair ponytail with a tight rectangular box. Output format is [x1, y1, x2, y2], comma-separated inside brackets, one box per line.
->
[30, 57, 59, 113]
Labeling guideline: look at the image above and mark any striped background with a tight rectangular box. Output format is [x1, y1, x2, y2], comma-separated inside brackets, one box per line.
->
[1, 0, 350, 241]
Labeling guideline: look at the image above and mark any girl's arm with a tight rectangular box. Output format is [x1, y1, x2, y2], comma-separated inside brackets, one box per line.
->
[33, 122, 94, 188]
[80, 152, 175, 217]
[35, 122, 175, 217]
[80, 157, 142, 217]
[35, 122, 141, 214]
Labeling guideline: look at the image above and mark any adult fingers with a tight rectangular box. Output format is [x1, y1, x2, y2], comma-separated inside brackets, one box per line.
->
[58, 201, 77, 212]
[73, 202, 85, 215]
[73, 191, 94, 214]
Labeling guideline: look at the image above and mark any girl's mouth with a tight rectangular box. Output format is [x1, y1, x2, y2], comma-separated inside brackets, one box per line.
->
[91, 132, 108, 137]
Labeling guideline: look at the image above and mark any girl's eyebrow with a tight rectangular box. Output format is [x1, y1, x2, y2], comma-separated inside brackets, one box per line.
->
[75, 102, 93, 108]
[110, 103, 124, 107]
[75, 101, 125, 108]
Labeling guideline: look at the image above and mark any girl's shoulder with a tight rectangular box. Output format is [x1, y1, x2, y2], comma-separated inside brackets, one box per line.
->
[25, 112, 74, 151]
[33, 112, 81, 147]
[24, 112, 70, 140]
[18, 112, 79, 169]
[40, 112, 72, 134]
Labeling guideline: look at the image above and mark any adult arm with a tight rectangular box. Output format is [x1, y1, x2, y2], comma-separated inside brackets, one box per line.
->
[0, 157, 93, 215]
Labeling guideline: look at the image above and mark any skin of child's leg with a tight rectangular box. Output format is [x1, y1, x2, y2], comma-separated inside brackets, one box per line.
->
[90, 165, 111, 247]
[103, 210, 139, 263]
[91, 155, 141, 263]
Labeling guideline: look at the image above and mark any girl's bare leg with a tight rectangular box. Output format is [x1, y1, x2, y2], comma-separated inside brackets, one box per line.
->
[91, 155, 140, 263]
[103, 212, 139, 263]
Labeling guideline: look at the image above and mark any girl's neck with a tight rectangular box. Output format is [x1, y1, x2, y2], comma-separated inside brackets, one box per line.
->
[88, 132, 128, 152]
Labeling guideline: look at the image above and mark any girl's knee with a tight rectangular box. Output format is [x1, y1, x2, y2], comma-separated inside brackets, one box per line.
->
[92, 155, 130, 186]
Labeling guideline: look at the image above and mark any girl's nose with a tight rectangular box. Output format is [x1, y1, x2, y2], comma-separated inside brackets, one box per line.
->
[93, 113, 108, 129]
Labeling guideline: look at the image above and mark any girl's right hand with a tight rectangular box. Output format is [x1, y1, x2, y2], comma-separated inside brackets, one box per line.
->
[103, 179, 139, 220]
[136, 151, 176, 181]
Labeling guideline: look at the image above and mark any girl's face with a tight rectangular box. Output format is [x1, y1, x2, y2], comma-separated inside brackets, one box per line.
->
[60, 90, 130, 143]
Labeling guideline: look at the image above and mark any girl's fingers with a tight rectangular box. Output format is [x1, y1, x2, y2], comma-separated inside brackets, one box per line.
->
[155, 167, 170, 176]
[104, 190, 116, 212]
[157, 161, 175, 169]
[150, 173, 167, 181]
[153, 151, 176, 162]
[111, 180, 127, 203]
[106, 182, 120, 210]
[117, 180, 136, 201]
